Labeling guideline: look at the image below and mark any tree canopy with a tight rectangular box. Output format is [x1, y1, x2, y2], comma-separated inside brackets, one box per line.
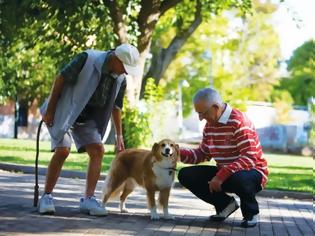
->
[277, 39, 315, 106]
[0, 0, 253, 106]
[160, 0, 281, 116]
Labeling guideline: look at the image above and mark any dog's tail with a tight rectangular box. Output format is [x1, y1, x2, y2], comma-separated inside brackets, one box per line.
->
[110, 178, 136, 200]
[108, 183, 125, 200]
[101, 172, 125, 201]
[101, 175, 136, 202]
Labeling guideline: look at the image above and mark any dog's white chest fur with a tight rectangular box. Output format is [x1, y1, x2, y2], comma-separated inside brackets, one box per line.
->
[152, 159, 174, 189]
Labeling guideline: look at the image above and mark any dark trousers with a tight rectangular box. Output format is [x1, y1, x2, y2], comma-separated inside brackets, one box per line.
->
[178, 166, 262, 218]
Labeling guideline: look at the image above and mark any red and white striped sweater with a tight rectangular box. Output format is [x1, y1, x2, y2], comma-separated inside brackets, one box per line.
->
[180, 104, 268, 188]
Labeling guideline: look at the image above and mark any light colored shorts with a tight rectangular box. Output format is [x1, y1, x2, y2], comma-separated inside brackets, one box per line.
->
[51, 119, 102, 153]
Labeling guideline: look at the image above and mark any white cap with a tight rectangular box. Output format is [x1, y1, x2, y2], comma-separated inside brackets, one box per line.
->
[115, 43, 140, 77]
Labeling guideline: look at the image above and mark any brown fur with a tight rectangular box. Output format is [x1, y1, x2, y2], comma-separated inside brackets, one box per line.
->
[101, 139, 179, 219]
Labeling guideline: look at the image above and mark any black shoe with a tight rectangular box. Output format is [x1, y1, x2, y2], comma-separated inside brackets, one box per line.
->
[240, 215, 258, 228]
[209, 198, 239, 222]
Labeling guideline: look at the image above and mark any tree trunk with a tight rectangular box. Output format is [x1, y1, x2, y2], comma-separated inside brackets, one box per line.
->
[140, 0, 202, 98]
[105, 0, 188, 104]
[14, 99, 29, 139]
[104, 0, 128, 44]
[14, 99, 18, 139]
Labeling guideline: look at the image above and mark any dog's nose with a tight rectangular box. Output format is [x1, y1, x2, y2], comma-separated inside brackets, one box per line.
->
[165, 148, 170, 154]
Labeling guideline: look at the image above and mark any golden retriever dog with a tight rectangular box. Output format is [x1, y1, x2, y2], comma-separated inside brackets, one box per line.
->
[101, 139, 179, 220]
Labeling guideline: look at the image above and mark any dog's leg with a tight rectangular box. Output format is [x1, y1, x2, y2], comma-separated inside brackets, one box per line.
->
[159, 188, 174, 220]
[119, 179, 135, 213]
[101, 173, 127, 207]
[146, 189, 159, 220]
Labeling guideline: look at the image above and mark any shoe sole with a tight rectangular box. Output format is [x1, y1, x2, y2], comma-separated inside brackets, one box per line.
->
[39, 210, 55, 215]
[241, 222, 257, 228]
[38, 206, 55, 215]
[210, 205, 240, 222]
[80, 208, 107, 216]
[89, 212, 108, 216]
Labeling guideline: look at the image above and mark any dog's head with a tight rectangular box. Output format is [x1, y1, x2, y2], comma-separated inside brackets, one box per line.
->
[151, 139, 179, 163]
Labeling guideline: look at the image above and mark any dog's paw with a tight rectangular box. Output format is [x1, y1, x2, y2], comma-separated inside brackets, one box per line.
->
[120, 208, 129, 213]
[150, 212, 160, 220]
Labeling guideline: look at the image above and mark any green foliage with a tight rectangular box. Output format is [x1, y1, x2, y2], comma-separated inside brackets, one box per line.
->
[115, 78, 174, 149]
[2, 1, 115, 51]
[161, 1, 280, 115]
[278, 40, 315, 106]
[1, 38, 56, 105]
[153, 0, 252, 48]
[309, 100, 315, 147]
[0, 78, 4, 103]
[143, 78, 177, 143]
[143, 78, 164, 103]
[122, 100, 151, 149]
[1, 0, 254, 106]
[1, 0, 115, 104]
[271, 90, 294, 124]
[0, 138, 115, 172]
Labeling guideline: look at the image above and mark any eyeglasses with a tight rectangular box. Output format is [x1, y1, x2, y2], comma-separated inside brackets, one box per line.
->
[197, 106, 213, 117]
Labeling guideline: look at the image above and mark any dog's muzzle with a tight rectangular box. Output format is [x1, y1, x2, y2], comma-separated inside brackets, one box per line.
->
[162, 147, 174, 157]
[162, 152, 173, 157]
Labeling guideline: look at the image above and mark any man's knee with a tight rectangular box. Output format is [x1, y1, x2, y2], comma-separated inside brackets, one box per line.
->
[226, 172, 258, 195]
[55, 147, 70, 159]
[86, 143, 105, 158]
[178, 167, 191, 186]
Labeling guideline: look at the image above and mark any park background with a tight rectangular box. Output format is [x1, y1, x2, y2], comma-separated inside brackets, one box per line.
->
[0, 0, 314, 195]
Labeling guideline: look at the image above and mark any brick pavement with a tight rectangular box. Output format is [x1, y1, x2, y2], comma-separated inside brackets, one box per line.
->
[0, 170, 313, 236]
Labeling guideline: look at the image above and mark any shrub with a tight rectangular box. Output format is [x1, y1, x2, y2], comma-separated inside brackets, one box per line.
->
[122, 78, 177, 148]
[309, 100, 315, 148]
[122, 100, 151, 149]
[143, 78, 178, 143]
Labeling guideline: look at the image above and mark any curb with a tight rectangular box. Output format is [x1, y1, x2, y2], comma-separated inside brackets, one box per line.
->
[0, 163, 106, 180]
[0, 162, 312, 200]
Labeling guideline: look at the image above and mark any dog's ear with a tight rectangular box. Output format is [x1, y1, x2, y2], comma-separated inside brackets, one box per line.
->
[151, 143, 159, 155]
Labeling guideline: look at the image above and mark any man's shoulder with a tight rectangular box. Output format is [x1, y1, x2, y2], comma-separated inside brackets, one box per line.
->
[85, 49, 107, 56]
[230, 108, 254, 128]
[230, 108, 246, 120]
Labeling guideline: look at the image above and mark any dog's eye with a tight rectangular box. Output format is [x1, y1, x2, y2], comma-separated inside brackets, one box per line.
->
[161, 143, 166, 147]
[170, 144, 174, 147]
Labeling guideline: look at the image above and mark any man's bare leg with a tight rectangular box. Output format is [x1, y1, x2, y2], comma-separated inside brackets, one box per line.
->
[84, 143, 104, 197]
[44, 147, 70, 193]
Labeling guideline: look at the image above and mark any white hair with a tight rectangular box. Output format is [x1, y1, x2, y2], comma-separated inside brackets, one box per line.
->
[193, 88, 224, 107]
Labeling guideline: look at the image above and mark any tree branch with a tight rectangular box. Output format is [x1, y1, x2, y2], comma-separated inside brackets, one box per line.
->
[140, 0, 202, 97]
[104, 0, 128, 44]
[136, 0, 163, 53]
[160, 0, 183, 17]
[147, 0, 202, 78]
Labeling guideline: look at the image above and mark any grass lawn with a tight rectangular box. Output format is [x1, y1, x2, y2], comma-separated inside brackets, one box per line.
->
[0, 138, 313, 194]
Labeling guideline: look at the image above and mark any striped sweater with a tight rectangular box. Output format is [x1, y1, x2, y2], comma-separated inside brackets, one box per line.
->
[180, 104, 268, 188]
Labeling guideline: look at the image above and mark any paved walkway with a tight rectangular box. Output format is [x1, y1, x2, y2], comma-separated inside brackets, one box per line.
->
[0, 170, 313, 236]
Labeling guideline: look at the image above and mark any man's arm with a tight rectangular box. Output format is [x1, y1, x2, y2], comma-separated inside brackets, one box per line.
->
[112, 107, 122, 136]
[42, 74, 65, 127]
[112, 107, 124, 152]
[180, 128, 212, 164]
[112, 78, 126, 152]
[180, 136, 211, 164]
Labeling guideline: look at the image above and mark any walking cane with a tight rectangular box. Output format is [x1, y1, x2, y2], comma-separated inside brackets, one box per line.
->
[33, 120, 44, 207]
